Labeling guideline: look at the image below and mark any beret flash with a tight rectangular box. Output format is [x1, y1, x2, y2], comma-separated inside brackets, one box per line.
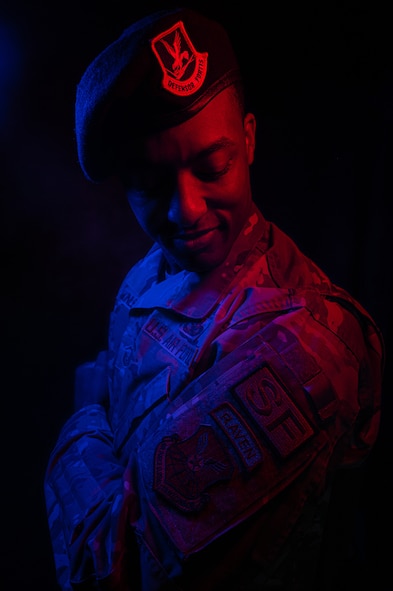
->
[75, 7, 243, 182]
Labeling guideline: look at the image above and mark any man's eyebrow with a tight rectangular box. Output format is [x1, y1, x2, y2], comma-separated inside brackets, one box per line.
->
[196, 137, 234, 159]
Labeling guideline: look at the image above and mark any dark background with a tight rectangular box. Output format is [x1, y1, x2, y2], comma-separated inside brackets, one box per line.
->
[1, 1, 391, 589]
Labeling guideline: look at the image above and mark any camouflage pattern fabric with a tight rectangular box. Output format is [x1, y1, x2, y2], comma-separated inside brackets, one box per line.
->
[44, 204, 384, 590]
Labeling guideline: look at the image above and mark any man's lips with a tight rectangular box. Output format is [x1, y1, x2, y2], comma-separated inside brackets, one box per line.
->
[172, 226, 220, 250]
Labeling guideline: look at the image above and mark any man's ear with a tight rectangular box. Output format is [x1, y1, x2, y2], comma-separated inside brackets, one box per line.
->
[244, 112, 256, 165]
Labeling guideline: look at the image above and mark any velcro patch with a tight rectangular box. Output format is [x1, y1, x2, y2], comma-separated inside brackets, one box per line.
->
[153, 425, 234, 512]
[211, 403, 263, 471]
[234, 367, 314, 458]
[143, 312, 197, 367]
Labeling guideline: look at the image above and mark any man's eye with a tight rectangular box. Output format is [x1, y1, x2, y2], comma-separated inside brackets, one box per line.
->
[194, 159, 232, 181]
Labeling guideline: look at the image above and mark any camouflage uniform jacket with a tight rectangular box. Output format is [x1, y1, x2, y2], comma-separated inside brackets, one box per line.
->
[44, 203, 384, 591]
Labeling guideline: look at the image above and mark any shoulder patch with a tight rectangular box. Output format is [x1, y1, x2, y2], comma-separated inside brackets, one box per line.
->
[234, 367, 314, 459]
[153, 425, 234, 512]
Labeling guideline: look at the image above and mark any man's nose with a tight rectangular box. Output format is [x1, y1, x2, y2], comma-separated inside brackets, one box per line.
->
[168, 171, 207, 227]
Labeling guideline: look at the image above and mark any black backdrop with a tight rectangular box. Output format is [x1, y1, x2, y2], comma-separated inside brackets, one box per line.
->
[1, 1, 391, 589]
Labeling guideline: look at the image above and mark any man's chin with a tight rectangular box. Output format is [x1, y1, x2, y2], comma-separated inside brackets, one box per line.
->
[166, 250, 227, 274]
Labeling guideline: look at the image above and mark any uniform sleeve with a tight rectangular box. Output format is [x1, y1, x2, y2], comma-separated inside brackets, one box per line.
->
[128, 290, 384, 586]
[212, 288, 384, 468]
[44, 403, 137, 590]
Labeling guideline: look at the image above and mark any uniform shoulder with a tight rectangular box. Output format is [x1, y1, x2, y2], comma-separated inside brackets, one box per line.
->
[265, 222, 332, 291]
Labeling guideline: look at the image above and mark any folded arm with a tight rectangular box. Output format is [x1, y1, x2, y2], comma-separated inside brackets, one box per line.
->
[45, 355, 136, 590]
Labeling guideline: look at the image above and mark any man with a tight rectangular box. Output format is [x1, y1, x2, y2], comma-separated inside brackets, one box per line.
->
[44, 7, 384, 591]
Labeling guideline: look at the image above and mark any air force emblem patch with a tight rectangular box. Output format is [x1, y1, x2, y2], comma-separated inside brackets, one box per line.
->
[153, 425, 234, 512]
[151, 21, 208, 97]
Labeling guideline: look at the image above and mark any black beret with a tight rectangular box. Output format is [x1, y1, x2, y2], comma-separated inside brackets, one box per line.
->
[75, 7, 243, 182]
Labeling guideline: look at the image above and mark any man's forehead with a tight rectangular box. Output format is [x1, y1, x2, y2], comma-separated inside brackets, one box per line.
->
[135, 104, 241, 167]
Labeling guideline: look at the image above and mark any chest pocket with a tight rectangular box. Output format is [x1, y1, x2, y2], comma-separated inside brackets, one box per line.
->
[111, 310, 204, 458]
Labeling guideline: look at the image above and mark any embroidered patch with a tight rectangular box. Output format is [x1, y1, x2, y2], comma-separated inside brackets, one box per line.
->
[234, 367, 314, 458]
[153, 425, 234, 512]
[143, 312, 197, 367]
[150, 20, 208, 97]
[179, 321, 206, 341]
[211, 403, 263, 471]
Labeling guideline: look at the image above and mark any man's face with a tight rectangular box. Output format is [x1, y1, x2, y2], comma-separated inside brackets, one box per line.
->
[123, 87, 256, 273]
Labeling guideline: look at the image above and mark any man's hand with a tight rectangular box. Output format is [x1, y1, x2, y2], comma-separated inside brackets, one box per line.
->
[74, 350, 109, 411]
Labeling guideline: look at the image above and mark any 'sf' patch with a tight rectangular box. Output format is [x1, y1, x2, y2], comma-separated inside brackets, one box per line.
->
[234, 367, 314, 458]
